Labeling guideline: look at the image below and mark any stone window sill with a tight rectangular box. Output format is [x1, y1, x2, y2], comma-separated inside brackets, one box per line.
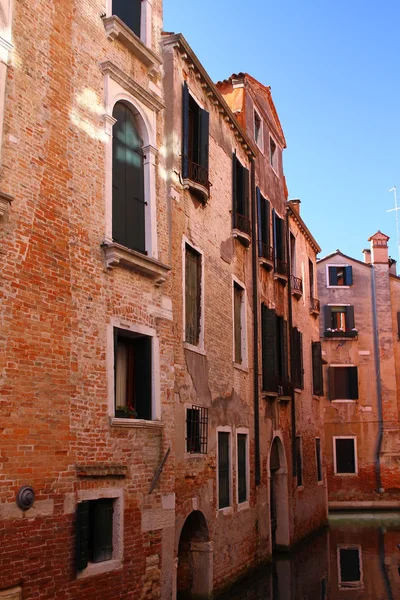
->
[103, 16, 162, 75]
[184, 342, 206, 356]
[0, 190, 13, 217]
[77, 558, 122, 580]
[110, 418, 164, 429]
[237, 500, 250, 512]
[232, 228, 251, 248]
[217, 506, 233, 516]
[102, 241, 171, 285]
[233, 362, 249, 373]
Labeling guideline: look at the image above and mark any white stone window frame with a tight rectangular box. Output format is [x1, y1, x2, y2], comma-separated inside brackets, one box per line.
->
[107, 317, 162, 427]
[0, 0, 14, 166]
[105, 0, 152, 48]
[253, 107, 264, 153]
[76, 487, 124, 580]
[337, 544, 363, 589]
[329, 364, 358, 403]
[333, 436, 358, 476]
[269, 134, 279, 176]
[232, 276, 248, 370]
[216, 426, 233, 515]
[326, 263, 351, 289]
[236, 427, 250, 510]
[103, 74, 158, 260]
[182, 236, 205, 355]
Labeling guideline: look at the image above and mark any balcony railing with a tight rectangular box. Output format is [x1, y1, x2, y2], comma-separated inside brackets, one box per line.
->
[263, 375, 292, 397]
[310, 297, 320, 314]
[291, 275, 303, 296]
[233, 211, 251, 237]
[260, 243, 274, 262]
[182, 156, 210, 201]
[275, 258, 288, 278]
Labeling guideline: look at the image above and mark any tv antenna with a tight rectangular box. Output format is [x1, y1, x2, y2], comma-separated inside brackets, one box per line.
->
[386, 186, 400, 264]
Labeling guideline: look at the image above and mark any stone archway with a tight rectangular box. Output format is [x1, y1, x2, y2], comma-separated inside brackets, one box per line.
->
[269, 436, 290, 551]
[176, 510, 213, 600]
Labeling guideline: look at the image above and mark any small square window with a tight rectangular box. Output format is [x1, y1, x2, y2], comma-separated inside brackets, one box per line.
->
[270, 136, 278, 172]
[186, 406, 208, 454]
[254, 110, 263, 150]
[329, 366, 358, 400]
[328, 265, 353, 286]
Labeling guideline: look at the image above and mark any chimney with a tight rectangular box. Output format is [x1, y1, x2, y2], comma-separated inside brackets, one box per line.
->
[289, 198, 301, 214]
[389, 257, 397, 275]
[368, 231, 390, 265]
[362, 249, 371, 264]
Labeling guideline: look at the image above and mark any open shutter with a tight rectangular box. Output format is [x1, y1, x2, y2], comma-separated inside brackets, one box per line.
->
[257, 187, 262, 256]
[280, 219, 286, 262]
[199, 109, 209, 174]
[324, 305, 332, 330]
[345, 265, 353, 285]
[242, 166, 250, 218]
[92, 499, 114, 563]
[349, 367, 359, 400]
[113, 0, 141, 37]
[346, 306, 355, 330]
[262, 305, 277, 392]
[264, 198, 270, 250]
[282, 319, 288, 383]
[232, 152, 237, 224]
[312, 341, 324, 396]
[182, 82, 190, 178]
[272, 210, 277, 266]
[299, 330, 304, 389]
[328, 367, 336, 400]
[397, 312, 400, 340]
[134, 336, 152, 420]
[76, 501, 90, 572]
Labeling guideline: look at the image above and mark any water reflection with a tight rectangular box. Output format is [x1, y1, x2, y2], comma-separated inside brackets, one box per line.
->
[218, 513, 400, 599]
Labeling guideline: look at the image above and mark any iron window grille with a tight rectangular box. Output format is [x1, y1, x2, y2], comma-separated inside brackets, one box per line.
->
[186, 406, 208, 454]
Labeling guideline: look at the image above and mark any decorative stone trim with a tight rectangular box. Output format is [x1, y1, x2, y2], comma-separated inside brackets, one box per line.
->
[75, 464, 128, 478]
[0, 190, 13, 217]
[110, 417, 164, 429]
[232, 228, 251, 248]
[102, 17, 162, 76]
[101, 241, 171, 285]
[0, 587, 22, 600]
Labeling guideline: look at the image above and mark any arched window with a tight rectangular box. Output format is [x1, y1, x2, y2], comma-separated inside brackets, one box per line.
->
[112, 102, 146, 254]
[112, 0, 141, 38]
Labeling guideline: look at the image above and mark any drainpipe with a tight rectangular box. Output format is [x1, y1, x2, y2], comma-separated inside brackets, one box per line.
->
[251, 159, 261, 486]
[286, 208, 296, 477]
[371, 266, 384, 493]
[379, 527, 394, 600]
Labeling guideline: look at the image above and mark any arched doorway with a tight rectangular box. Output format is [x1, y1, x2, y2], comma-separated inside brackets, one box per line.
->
[177, 511, 213, 599]
[269, 436, 290, 551]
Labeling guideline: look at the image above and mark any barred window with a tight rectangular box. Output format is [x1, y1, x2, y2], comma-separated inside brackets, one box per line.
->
[186, 406, 208, 454]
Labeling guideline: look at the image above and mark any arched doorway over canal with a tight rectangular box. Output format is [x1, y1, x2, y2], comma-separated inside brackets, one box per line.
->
[176, 510, 213, 599]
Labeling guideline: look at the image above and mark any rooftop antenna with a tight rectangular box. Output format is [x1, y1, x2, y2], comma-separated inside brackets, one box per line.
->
[386, 186, 400, 265]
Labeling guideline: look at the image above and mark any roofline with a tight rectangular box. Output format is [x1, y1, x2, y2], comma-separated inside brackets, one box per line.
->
[286, 202, 321, 253]
[317, 250, 371, 268]
[162, 34, 257, 157]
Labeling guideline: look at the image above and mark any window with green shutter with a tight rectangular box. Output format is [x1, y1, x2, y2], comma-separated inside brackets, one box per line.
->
[257, 187, 272, 262]
[328, 265, 353, 286]
[76, 499, 114, 572]
[233, 283, 243, 364]
[291, 327, 303, 390]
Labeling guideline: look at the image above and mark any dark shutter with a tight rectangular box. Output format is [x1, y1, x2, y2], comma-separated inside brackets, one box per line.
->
[329, 367, 336, 400]
[113, 0, 141, 37]
[232, 152, 237, 224]
[296, 437, 303, 486]
[134, 336, 152, 420]
[198, 108, 209, 173]
[324, 305, 332, 330]
[299, 331, 304, 389]
[218, 432, 230, 509]
[292, 328, 304, 390]
[262, 305, 277, 392]
[112, 103, 127, 247]
[234, 284, 242, 364]
[76, 501, 90, 572]
[264, 198, 270, 249]
[282, 319, 288, 383]
[335, 438, 356, 473]
[312, 341, 324, 396]
[316, 438, 322, 482]
[346, 306, 355, 330]
[90, 499, 113, 563]
[185, 245, 201, 346]
[339, 548, 361, 584]
[237, 434, 247, 503]
[397, 311, 400, 340]
[328, 266, 338, 286]
[242, 166, 250, 218]
[182, 82, 190, 178]
[257, 188, 262, 256]
[272, 209, 277, 265]
[344, 265, 353, 286]
[349, 367, 358, 400]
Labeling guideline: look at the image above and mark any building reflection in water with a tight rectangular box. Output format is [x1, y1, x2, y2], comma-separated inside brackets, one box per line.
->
[218, 513, 400, 599]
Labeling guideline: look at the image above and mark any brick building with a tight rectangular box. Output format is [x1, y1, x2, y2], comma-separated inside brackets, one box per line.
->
[318, 232, 400, 508]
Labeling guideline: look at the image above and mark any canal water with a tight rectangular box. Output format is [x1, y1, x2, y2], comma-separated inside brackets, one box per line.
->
[218, 513, 400, 599]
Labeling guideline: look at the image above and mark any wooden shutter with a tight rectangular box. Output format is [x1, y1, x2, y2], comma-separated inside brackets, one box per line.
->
[344, 265, 353, 285]
[329, 367, 336, 400]
[272, 209, 277, 266]
[264, 197, 270, 250]
[256, 187, 262, 256]
[291, 327, 303, 390]
[237, 434, 247, 503]
[91, 499, 113, 563]
[112, 102, 127, 247]
[182, 82, 190, 178]
[218, 432, 230, 509]
[299, 331, 304, 389]
[199, 108, 209, 173]
[242, 166, 250, 218]
[232, 151, 237, 223]
[234, 284, 242, 364]
[312, 341, 324, 396]
[328, 266, 337, 286]
[282, 319, 288, 382]
[134, 336, 152, 420]
[76, 501, 90, 572]
[349, 367, 358, 400]
[324, 305, 332, 330]
[397, 311, 400, 340]
[295, 437, 303, 486]
[113, 0, 141, 36]
[316, 438, 322, 482]
[261, 305, 278, 392]
[185, 245, 201, 346]
[346, 306, 355, 330]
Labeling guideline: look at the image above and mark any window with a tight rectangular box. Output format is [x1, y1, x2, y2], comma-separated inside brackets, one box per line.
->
[309, 259, 314, 297]
[232, 152, 250, 237]
[329, 366, 358, 400]
[338, 547, 362, 589]
[316, 438, 322, 482]
[254, 110, 263, 150]
[114, 328, 152, 420]
[185, 243, 202, 347]
[186, 406, 208, 454]
[273, 210, 287, 276]
[324, 306, 356, 336]
[237, 432, 248, 504]
[182, 83, 209, 197]
[112, 0, 142, 37]
[112, 101, 145, 253]
[328, 265, 353, 287]
[291, 327, 304, 390]
[396, 311, 400, 340]
[76, 499, 114, 571]
[312, 341, 324, 396]
[233, 281, 246, 365]
[218, 432, 231, 509]
[261, 305, 288, 394]
[269, 136, 278, 172]
[257, 188, 272, 262]
[295, 437, 303, 486]
[334, 437, 357, 474]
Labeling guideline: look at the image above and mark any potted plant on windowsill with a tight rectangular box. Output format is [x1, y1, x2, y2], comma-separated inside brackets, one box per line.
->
[115, 405, 138, 419]
[324, 328, 358, 338]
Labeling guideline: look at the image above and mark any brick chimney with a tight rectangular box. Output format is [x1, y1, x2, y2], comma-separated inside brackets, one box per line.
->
[368, 231, 390, 265]
[389, 258, 397, 275]
[362, 248, 371, 264]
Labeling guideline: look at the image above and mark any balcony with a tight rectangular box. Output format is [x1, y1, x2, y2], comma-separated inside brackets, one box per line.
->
[232, 211, 251, 247]
[324, 329, 358, 339]
[182, 156, 210, 203]
[291, 275, 303, 298]
[263, 376, 292, 399]
[259, 242, 274, 270]
[274, 258, 288, 284]
[310, 297, 320, 316]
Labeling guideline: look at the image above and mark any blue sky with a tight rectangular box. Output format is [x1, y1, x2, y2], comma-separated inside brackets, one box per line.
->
[164, 0, 400, 262]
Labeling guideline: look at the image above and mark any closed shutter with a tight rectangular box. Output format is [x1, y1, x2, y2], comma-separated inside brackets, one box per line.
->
[264, 197, 270, 250]
[344, 265, 353, 285]
[346, 306, 355, 330]
[257, 187, 262, 256]
[324, 305, 332, 330]
[242, 166, 250, 218]
[397, 312, 400, 340]
[349, 367, 358, 399]
[296, 437, 303, 486]
[282, 319, 288, 383]
[185, 246, 201, 346]
[113, 0, 141, 37]
[232, 152, 237, 224]
[91, 499, 114, 563]
[198, 108, 209, 174]
[76, 501, 90, 572]
[272, 209, 277, 266]
[316, 438, 322, 482]
[234, 284, 242, 364]
[237, 434, 247, 503]
[112, 103, 127, 247]
[134, 336, 152, 420]
[182, 82, 190, 178]
[291, 328, 303, 389]
[299, 331, 304, 389]
[218, 432, 230, 509]
[312, 341, 324, 396]
[262, 305, 278, 392]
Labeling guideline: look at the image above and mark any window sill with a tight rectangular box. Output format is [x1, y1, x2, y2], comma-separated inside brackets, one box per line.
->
[232, 228, 251, 248]
[317, 480, 324, 486]
[237, 500, 250, 512]
[291, 288, 303, 299]
[274, 273, 288, 286]
[184, 452, 206, 460]
[110, 418, 164, 429]
[77, 558, 122, 580]
[102, 241, 171, 285]
[296, 485, 304, 491]
[0, 190, 13, 217]
[182, 177, 209, 204]
[259, 256, 274, 271]
[334, 472, 358, 477]
[217, 506, 233, 516]
[324, 332, 358, 339]
[293, 388, 303, 394]
[326, 285, 351, 289]
[184, 342, 206, 356]
[233, 362, 249, 373]
[331, 399, 357, 403]
[102, 16, 162, 75]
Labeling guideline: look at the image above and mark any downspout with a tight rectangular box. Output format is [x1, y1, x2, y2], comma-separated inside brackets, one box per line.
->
[379, 527, 393, 600]
[286, 208, 296, 477]
[251, 159, 261, 486]
[371, 265, 384, 492]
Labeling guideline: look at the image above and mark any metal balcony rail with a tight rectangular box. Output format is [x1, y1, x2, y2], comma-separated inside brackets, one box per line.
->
[233, 211, 251, 236]
[276, 258, 288, 277]
[291, 275, 303, 293]
[183, 156, 210, 191]
[260, 243, 274, 262]
[310, 297, 320, 313]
